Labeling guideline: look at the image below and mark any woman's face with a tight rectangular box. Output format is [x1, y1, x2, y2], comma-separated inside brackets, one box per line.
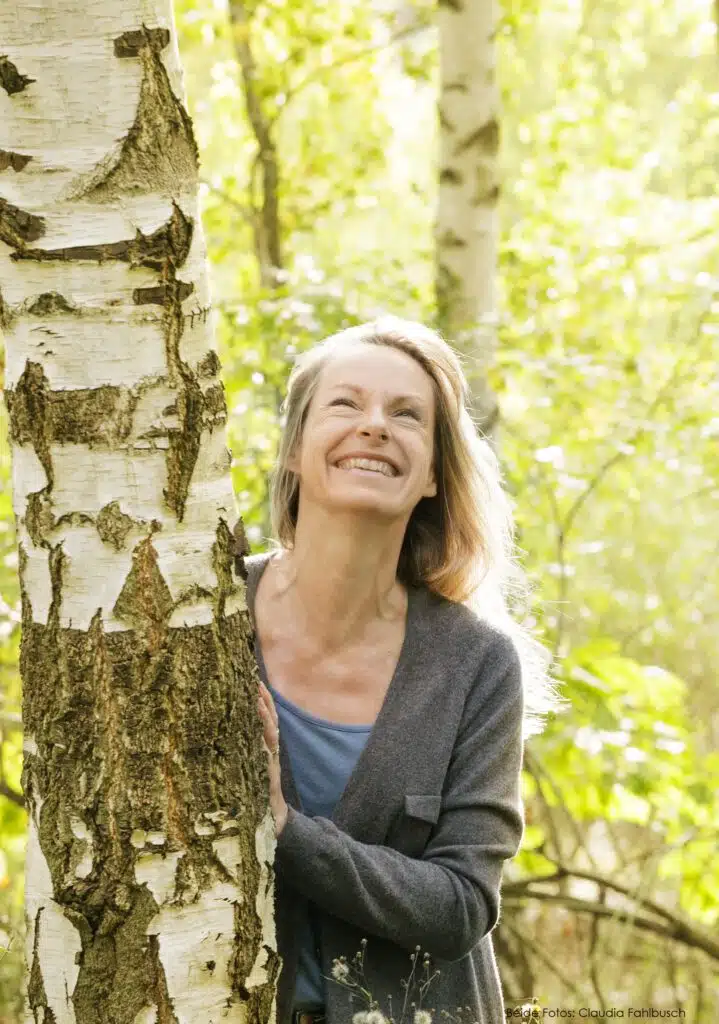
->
[287, 344, 438, 524]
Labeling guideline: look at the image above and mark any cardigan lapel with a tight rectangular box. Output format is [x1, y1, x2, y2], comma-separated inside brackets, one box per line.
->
[243, 550, 425, 841]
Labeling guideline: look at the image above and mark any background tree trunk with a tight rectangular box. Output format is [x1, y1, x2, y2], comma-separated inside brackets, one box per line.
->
[0, 2, 280, 1021]
[228, 0, 284, 292]
[436, 0, 501, 441]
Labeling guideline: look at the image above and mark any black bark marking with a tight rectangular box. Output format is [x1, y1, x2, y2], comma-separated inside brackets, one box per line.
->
[5, 362, 223, 502]
[438, 107, 455, 133]
[11, 201, 194, 267]
[475, 181, 501, 205]
[22, 496, 156, 578]
[5, 372, 143, 455]
[163, 368, 204, 520]
[0, 197, 46, 247]
[25, 492, 56, 549]
[27, 292, 77, 316]
[53, 387, 135, 445]
[203, 383, 227, 421]
[95, 501, 143, 551]
[26, 909, 49, 1018]
[74, 32, 198, 202]
[0, 55, 35, 95]
[113, 26, 171, 58]
[196, 350, 221, 379]
[436, 263, 463, 332]
[0, 148, 32, 171]
[6, 361, 54, 486]
[445, 80, 469, 93]
[231, 519, 251, 581]
[113, 535, 173, 635]
[212, 519, 242, 640]
[155, 205, 215, 521]
[148, 933, 181, 1024]
[440, 167, 463, 185]
[184, 305, 210, 330]
[437, 229, 467, 249]
[455, 117, 500, 157]
[133, 281, 194, 306]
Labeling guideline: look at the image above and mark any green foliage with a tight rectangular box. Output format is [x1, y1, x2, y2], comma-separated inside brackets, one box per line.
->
[521, 641, 718, 923]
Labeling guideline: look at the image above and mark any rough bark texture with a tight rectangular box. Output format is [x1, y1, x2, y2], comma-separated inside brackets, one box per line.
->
[1, 3, 281, 1021]
[436, 0, 501, 439]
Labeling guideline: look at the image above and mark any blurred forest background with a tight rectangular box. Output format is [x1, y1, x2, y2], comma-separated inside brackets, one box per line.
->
[1, 0, 718, 1020]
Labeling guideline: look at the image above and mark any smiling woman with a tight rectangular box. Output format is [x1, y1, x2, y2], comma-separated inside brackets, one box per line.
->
[243, 314, 566, 1024]
[274, 338, 439, 560]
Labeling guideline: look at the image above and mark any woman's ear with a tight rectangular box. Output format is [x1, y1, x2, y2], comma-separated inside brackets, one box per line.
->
[423, 449, 438, 499]
[284, 441, 301, 475]
[423, 468, 438, 499]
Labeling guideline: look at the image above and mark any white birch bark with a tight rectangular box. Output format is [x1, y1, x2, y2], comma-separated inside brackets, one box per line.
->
[436, 0, 500, 435]
[0, 2, 280, 1021]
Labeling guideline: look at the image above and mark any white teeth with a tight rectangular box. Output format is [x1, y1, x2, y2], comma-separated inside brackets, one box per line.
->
[336, 457, 396, 477]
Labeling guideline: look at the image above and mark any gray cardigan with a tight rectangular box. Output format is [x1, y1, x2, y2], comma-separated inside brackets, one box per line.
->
[244, 551, 525, 1024]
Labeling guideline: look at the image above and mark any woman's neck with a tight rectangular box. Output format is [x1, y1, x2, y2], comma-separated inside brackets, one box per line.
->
[266, 545, 407, 654]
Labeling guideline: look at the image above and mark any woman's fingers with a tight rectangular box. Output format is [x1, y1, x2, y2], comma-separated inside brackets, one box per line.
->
[258, 680, 278, 726]
[257, 691, 279, 752]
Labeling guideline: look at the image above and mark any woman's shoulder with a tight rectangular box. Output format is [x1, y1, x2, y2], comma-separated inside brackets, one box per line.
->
[412, 592, 520, 708]
[421, 583, 517, 660]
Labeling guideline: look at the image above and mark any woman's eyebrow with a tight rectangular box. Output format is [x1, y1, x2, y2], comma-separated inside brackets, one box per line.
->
[328, 383, 425, 405]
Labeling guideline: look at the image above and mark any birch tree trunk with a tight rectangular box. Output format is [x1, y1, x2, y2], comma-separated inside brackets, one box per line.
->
[436, 0, 501, 441]
[0, 3, 281, 1021]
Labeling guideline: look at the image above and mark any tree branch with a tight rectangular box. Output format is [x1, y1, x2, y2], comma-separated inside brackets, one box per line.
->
[0, 710, 22, 733]
[503, 866, 719, 961]
[200, 179, 257, 229]
[0, 780, 25, 810]
[503, 917, 590, 1001]
[270, 20, 431, 128]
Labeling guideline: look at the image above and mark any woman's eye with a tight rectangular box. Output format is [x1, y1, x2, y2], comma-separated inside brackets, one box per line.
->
[330, 398, 418, 419]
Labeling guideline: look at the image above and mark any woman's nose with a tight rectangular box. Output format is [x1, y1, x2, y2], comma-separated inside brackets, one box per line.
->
[358, 406, 390, 438]
[360, 422, 389, 440]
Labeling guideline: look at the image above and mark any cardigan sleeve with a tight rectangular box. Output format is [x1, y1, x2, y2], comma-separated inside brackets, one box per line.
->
[273, 632, 525, 963]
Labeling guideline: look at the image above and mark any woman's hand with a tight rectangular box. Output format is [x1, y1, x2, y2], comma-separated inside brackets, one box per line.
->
[257, 678, 289, 835]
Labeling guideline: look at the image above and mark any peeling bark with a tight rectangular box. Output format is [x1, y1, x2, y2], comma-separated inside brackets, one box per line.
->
[12, 202, 193, 266]
[0, 198, 46, 247]
[0, 149, 33, 171]
[2, 2, 281, 1020]
[27, 292, 77, 316]
[114, 27, 171, 58]
[436, 0, 501, 438]
[0, 54, 35, 94]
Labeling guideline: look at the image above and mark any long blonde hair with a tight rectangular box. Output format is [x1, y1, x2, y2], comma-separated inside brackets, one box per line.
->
[266, 315, 568, 740]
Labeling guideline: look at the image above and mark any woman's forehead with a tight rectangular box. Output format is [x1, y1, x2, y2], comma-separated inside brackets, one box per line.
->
[319, 346, 433, 394]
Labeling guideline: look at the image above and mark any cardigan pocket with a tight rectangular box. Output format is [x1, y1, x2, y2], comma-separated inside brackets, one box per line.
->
[386, 793, 442, 858]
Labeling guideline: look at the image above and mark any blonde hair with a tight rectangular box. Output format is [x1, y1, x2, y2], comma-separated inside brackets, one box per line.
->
[266, 315, 568, 740]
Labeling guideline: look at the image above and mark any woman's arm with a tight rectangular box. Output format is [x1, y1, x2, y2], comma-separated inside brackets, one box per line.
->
[274, 634, 525, 962]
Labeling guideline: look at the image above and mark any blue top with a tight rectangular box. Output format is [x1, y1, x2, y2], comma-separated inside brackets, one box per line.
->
[254, 643, 373, 1005]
